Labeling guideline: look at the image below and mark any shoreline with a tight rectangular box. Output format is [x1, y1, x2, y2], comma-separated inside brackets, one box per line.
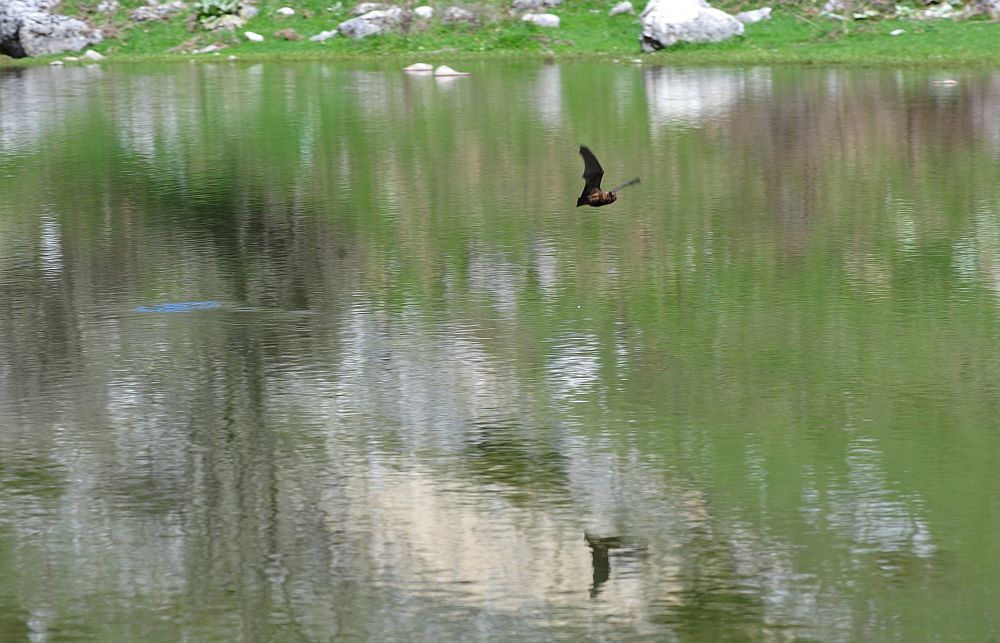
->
[3, 10, 1000, 69]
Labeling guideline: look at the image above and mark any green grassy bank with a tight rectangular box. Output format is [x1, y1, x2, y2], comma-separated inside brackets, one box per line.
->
[3, 0, 1000, 66]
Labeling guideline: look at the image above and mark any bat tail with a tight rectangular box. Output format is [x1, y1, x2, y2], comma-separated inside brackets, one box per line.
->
[610, 177, 640, 194]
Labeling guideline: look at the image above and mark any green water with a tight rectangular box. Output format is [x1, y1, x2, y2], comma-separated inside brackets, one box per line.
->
[2, 61, 1000, 641]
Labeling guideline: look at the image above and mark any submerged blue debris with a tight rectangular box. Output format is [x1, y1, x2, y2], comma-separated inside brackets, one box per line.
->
[134, 301, 222, 313]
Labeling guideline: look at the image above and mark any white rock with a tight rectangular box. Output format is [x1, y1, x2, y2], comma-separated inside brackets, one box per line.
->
[351, 2, 385, 15]
[277, 6, 295, 15]
[521, 12, 560, 27]
[338, 7, 408, 39]
[244, 30, 264, 41]
[512, 0, 562, 9]
[609, 1, 634, 15]
[49, 59, 64, 65]
[192, 44, 221, 53]
[441, 5, 477, 23]
[734, 6, 771, 23]
[82, 48, 104, 60]
[96, 0, 119, 13]
[63, 55, 78, 61]
[639, 0, 744, 52]
[228, 54, 238, 59]
[403, 62, 434, 72]
[890, 28, 904, 35]
[309, 29, 339, 41]
[433, 64, 469, 76]
[414, 5, 433, 18]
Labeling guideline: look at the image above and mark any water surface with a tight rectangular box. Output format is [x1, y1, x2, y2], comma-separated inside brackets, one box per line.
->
[2, 61, 1000, 641]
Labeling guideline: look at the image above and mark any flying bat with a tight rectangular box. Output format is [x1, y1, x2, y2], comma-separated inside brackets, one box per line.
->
[576, 145, 640, 208]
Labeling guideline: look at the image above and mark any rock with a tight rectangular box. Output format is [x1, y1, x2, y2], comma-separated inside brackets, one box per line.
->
[96, 0, 119, 13]
[638, 0, 744, 52]
[734, 6, 770, 23]
[192, 43, 221, 53]
[130, 0, 187, 22]
[414, 5, 433, 18]
[82, 48, 103, 60]
[1, 0, 104, 58]
[239, 4, 259, 19]
[434, 64, 469, 76]
[351, 2, 385, 15]
[609, 1, 635, 15]
[49, 58, 63, 65]
[244, 30, 263, 40]
[441, 5, 477, 23]
[521, 12, 560, 26]
[338, 6, 409, 39]
[889, 27, 904, 35]
[277, 6, 295, 15]
[206, 14, 246, 30]
[403, 62, 434, 72]
[274, 27, 301, 39]
[309, 28, 338, 40]
[511, 0, 562, 10]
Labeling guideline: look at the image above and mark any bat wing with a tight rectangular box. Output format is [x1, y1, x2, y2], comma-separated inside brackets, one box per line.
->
[579, 146, 605, 197]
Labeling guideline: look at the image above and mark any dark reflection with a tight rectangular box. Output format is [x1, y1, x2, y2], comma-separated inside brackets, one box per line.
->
[584, 533, 622, 598]
[462, 419, 569, 498]
[1, 62, 999, 642]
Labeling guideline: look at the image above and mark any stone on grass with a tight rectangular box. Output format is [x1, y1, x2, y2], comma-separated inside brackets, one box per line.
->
[639, 0, 744, 52]
[522, 12, 560, 27]
[734, 6, 771, 23]
[338, 6, 409, 39]
[82, 48, 103, 60]
[890, 28, 904, 35]
[207, 14, 246, 30]
[403, 62, 434, 72]
[192, 43, 221, 53]
[274, 27, 301, 39]
[433, 64, 469, 76]
[414, 5, 433, 18]
[277, 6, 295, 15]
[441, 6, 477, 23]
[511, 0, 562, 10]
[351, 2, 385, 15]
[0, 0, 104, 58]
[309, 28, 338, 40]
[609, 1, 634, 16]
[244, 30, 264, 41]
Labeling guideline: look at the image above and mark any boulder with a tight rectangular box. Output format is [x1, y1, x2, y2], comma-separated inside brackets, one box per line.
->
[638, 0, 743, 52]
[351, 2, 386, 15]
[338, 7, 409, 38]
[734, 6, 770, 23]
[403, 62, 434, 71]
[433, 64, 469, 76]
[130, 1, 187, 22]
[414, 5, 433, 18]
[1, 0, 103, 58]
[244, 30, 263, 40]
[511, 0, 561, 10]
[609, 1, 635, 15]
[522, 12, 560, 26]
[440, 6, 477, 23]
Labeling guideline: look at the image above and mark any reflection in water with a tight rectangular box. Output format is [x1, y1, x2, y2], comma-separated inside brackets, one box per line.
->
[2, 62, 1000, 641]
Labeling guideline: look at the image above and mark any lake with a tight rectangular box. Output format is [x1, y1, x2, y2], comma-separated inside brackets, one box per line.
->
[2, 60, 1000, 641]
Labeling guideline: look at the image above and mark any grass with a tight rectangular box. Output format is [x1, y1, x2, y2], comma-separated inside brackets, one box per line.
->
[2, 0, 1000, 66]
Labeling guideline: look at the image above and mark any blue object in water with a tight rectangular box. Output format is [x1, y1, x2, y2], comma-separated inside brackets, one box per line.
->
[134, 301, 222, 313]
